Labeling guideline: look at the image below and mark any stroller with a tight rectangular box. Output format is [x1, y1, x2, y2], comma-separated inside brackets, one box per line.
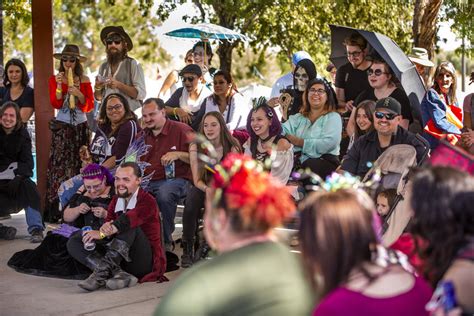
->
[363, 143, 429, 246]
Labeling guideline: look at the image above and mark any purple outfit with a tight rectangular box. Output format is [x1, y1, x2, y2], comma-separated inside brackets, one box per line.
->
[313, 276, 432, 316]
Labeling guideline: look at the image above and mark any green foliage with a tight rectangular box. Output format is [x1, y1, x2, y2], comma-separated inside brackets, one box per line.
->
[440, 0, 473, 57]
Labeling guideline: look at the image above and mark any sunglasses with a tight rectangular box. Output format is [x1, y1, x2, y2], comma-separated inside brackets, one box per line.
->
[106, 39, 122, 45]
[106, 104, 123, 112]
[346, 51, 362, 58]
[367, 69, 389, 77]
[182, 76, 197, 83]
[294, 73, 309, 79]
[374, 111, 398, 120]
[61, 56, 77, 63]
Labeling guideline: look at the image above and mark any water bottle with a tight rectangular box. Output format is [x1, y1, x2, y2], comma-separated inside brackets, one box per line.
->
[164, 161, 175, 179]
[82, 226, 96, 251]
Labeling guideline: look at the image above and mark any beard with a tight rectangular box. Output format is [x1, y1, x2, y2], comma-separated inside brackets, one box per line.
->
[117, 187, 132, 198]
[107, 48, 126, 65]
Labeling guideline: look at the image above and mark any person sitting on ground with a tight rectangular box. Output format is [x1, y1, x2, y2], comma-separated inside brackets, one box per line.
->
[409, 166, 474, 314]
[8, 164, 114, 278]
[0, 102, 43, 242]
[341, 97, 429, 178]
[299, 187, 432, 315]
[155, 153, 314, 315]
[345, 100, 375, 151]
[181, 111, 242, 268]
[191, 70, 251, 133]
[421, 61, 463, 150]
[335, 32, 372, 112]
[140, 98, 193, 251]
[283, 78, 342, 180]
[0, 58, 35, 123]
[67, 162, 167, 291]
[244, 98, 294, 185]
[58, 93, 140, 210]
[375, 188, 397, 222]
[164, 64, 211, 125]
[354, 59, 413, 129]
[158, 49, 193, 99]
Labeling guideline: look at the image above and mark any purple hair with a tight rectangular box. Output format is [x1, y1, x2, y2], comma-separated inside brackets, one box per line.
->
[246, 103, 282, 142]
[81, 163, 114, 185]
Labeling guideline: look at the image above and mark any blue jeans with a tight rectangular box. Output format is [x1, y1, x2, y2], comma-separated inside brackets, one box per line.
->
[146, 178, 190, 244]
[58, 175, 84, 210]
[25, 206, 44, 234]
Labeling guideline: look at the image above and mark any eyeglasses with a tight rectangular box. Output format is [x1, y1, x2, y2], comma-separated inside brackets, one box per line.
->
[346, 51, 362, 58]
[106, 39, 122, 45]
[367, 69, 389, 77]
[182, 76, 197, 83]
[374, 111, 398, 120]
[61, 57, 77, 63]
[294, 73, 309, 79]
[106, 104, 123, 112]
[308, 88, 326, 95]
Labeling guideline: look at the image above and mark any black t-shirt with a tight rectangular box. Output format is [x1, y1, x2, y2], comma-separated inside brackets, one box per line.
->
[335, 62, 371, 102]
[0, 86, 34, 108]
[354, 87, 413, 123]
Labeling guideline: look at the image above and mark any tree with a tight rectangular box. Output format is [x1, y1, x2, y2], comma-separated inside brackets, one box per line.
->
[412, 0, 443, 60]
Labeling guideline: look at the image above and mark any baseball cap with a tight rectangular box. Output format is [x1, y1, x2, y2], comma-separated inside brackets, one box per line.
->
[292, 51, 312, 65]
[179, 64, 202, 77]
[375, 97, 401, 115]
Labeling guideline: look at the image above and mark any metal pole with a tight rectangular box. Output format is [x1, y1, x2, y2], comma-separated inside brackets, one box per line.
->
[461, 26, 465, 92]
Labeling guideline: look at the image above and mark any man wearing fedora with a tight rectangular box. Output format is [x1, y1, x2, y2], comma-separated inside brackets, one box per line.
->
[408, 47, 434, 87]
[94, 26, 146, 112]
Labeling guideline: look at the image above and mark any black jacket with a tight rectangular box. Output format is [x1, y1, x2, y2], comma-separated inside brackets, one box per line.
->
[0, 127, 34, 178]
[341, 127, 429, 177]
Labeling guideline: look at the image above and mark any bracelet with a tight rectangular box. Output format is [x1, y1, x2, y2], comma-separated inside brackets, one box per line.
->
[55, 88, 62, 94]
[99, 231, 107, 239]
[94, 86, 102, 91]
[173, 107, 178, 118]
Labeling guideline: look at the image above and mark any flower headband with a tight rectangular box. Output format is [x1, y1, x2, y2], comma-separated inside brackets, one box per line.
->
[251, 96, 273, 117]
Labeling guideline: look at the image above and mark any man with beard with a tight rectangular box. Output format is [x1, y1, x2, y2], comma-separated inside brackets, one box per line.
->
[164, 64, 211, 125]
[67, 162, 167, 291]
[341, 97, 429, 178]
[335, 33, 372, 112]
[141, 98, 193, 251]
[94, 26, 146, 112]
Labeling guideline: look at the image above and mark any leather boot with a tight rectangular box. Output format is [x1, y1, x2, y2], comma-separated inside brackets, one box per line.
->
[103, 238, 138, 290]
[180, 239, 194, 268]
[78, 252, 111, 291]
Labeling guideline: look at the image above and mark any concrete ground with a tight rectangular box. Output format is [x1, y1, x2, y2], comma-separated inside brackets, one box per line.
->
[0, 211, 184, 316]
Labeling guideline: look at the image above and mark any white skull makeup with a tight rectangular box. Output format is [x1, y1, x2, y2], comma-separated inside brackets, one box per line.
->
[294, 67, 309, 92]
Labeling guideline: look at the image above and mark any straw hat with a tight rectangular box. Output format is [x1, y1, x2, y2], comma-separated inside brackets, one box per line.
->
[100, 26, 133, 52]
[53, 44, 87, 62]
[408, 47, 434, 67]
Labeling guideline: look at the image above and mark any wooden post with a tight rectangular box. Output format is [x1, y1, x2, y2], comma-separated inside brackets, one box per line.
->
[31, 0, 54, 212]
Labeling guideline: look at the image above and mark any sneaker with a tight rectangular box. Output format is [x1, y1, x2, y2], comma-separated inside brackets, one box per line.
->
[0, 224, 17, 240]
[30, 229, 44, 243]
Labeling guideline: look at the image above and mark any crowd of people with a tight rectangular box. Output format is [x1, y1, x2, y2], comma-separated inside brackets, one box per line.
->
[0, 24, 473, 315]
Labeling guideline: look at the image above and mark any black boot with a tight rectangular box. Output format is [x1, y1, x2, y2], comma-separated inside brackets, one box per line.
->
[103, 239, 138, 290]
[78, 252, 111, 291]
[194, 239, 211, 263]
[180, 239, 194, 268]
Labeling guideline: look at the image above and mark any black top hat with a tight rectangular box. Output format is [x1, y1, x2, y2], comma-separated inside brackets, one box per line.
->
[100, 26, 133, 52]
[53, 44, 87, 62]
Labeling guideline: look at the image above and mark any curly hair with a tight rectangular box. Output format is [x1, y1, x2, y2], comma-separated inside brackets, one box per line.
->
[409, 166, 474, 286]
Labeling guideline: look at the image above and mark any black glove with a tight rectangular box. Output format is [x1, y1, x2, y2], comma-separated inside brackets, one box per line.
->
[7, 176, 23, 198]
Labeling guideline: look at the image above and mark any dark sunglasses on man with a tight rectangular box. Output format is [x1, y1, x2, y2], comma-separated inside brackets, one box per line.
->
[367, 69, 389, 77]
[106, 35, 123, 46]
[181, 76, 196, 83]
[374, 111, 398, 120]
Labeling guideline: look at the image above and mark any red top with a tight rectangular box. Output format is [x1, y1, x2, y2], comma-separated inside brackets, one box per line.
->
[313, 275, 432, 316]
[106, 188, 167, 283]
[141, 119, 193, 181]
[48, 75, 94, 112]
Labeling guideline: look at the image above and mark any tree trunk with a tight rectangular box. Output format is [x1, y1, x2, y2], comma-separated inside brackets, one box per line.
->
[217, 40, 234, 73]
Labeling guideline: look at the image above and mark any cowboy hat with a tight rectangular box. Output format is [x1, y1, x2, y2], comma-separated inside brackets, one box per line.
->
[53, 44, 87, 62]
[408, 47, 434, 67]
[100, 26, 133, 51]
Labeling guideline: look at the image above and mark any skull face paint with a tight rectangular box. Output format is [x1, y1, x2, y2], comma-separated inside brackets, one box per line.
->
[294, 67, 309, 92]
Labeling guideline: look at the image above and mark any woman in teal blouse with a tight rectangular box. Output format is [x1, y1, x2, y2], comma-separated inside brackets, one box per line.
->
[283, 78, 342, 179]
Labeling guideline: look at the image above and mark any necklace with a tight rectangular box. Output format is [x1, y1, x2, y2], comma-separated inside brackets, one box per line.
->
[259, 134, 274, 143]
